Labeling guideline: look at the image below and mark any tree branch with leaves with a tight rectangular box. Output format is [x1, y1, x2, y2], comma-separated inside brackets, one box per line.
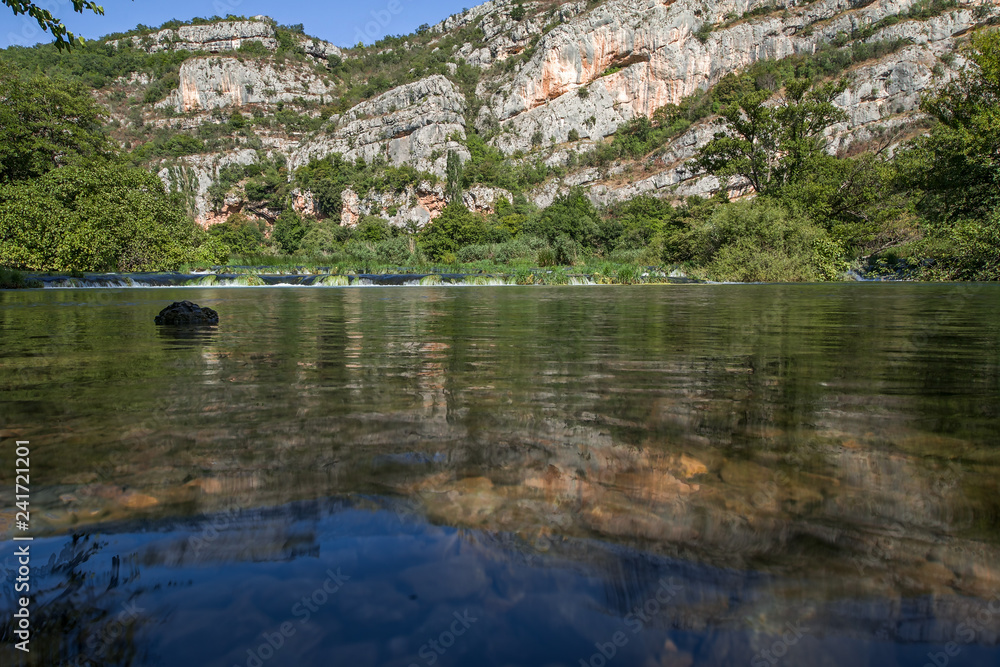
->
[3, 0, 105, 50]
[692, 78, 847, 196]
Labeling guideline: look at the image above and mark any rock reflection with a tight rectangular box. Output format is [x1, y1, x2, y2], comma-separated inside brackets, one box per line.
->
[155, 325, 219, 348]
[4, 501, 998, 667]
[2, 285, 1000, 665]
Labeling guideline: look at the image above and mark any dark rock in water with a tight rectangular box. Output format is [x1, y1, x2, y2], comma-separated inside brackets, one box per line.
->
[154, 301, 219, 326]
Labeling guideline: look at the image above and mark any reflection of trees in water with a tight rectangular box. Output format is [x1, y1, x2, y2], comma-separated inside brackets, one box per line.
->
[0, 534, 150, 667]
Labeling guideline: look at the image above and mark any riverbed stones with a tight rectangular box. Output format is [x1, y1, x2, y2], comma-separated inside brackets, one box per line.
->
[154, 301, 220, 326]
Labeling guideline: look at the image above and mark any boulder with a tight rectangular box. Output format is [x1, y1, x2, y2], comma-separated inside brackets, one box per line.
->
[154, 301, 220, 326]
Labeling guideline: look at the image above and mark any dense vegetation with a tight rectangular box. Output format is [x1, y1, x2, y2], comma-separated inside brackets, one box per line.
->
[0, 64, 206, 273]
[1, 7, 998, 283]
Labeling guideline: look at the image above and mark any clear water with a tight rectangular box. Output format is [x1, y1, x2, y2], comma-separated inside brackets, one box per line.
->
[1, 284, 999, 667]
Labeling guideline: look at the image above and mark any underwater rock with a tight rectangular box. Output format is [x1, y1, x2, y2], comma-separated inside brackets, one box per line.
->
[154, 301, 219, 326]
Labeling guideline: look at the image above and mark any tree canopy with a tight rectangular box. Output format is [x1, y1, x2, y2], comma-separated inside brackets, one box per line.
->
[693, 78, 846, 195]
[3, 0, 105, 50]
[0, 66, 199, 272]
[0, 62, 112, 183]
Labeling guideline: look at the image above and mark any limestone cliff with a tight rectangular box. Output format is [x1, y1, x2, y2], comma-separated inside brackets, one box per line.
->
[290, 75, 470, 176]
[85, 2, 1000, 228]
[107, 17, 343, 60]
[479, 0, 991, 153]
[159, 56, 337, 113]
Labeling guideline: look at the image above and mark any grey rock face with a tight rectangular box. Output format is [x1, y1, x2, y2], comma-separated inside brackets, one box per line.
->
[462, 185, 513, 213]
[157, 149, 260, 225]
[442, 0, 589, 69]
[136, 1, 1000, 228]
[291, 75, 471, 177]
[340, 182, 450, 229]
[158, 57, 337, 113]
[106, 19, 343, 61]
[108, 20, 279, 54]
[479, 0, 992, 154]
[154, 301, 220, 326]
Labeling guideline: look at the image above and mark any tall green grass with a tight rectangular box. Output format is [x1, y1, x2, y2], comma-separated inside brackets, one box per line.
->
[0, 268, 42, 289]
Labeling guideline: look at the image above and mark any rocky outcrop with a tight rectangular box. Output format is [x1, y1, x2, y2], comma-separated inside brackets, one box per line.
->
[290, 188, 321, 219]
[154, 301, 219, 326]
[336, 183, 512, 229]
[479, 0, 993, 153]
[462, 184, 513, 213]
[109, 1, 1000, 230]
[157, 149, 259, 226]
[108, 20, 279, 54]
[340, 182, 450, 228]
[158, 56, 337, 113]
[291, 75, 470, 177]
[106, 18, 344, 60]
[438, 0, 590, 69]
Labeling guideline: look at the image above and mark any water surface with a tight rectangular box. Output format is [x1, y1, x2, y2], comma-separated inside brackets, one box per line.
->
[1, 284, 999, 666]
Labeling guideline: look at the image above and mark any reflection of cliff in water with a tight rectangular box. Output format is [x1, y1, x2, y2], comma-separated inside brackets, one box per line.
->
[4, 499, 998, 667]
[4, 286, 1000, 659]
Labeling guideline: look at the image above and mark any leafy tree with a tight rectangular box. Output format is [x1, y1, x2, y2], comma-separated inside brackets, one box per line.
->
[298, 220, 351, 254]
[353, 216, 394, 243]
[418, 202, 485, 261]
[273, 208, 307, 254]
[892, 28, 1000, 278]
[3, 0, 105, 50]
[207, 214, 267, 258]
[693, 78, 846, 195]
[0, 64, 112, 184]
[778, 151, 916, 259]
[0, 161, 195, 271]
[899, 29, 1000, 226]
[524, 189, 600, 245]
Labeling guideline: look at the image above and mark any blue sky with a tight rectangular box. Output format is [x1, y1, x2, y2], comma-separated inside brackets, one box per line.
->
[1, 0, 474, 49]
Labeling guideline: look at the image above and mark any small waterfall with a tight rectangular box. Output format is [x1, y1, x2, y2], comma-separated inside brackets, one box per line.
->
[217, 275, 267, 287]
[42, 276, 156, 288]
[460, 276, 510, 286]
[29, 269, 694, 289]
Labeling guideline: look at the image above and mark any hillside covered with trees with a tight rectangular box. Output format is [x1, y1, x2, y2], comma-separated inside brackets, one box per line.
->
[1, 0, 999, 282]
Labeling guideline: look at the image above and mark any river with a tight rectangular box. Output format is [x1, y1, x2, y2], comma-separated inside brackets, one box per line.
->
[1, 284, 998, 666]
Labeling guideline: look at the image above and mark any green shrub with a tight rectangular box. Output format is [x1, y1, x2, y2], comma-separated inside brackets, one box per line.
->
[418, 202, 485, 261]
[0, 267, 41, 288]
[273, 208, 307, 254]
[354, 215, 395, 242]
[207, 214, 267, 258]
[373, 236, 415, 265]
[524, 189, 600, 245]
[690, 199, 845, 282]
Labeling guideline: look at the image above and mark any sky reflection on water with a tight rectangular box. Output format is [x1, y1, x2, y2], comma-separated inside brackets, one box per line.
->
[1, 284, 999, 666]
